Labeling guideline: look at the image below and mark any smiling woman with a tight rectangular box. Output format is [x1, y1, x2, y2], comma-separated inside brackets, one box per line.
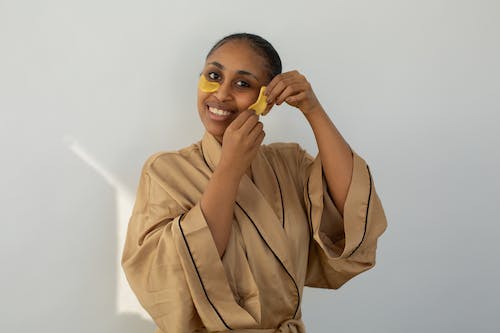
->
[197, 38, 272, 142]
[121, 33, 387, 333]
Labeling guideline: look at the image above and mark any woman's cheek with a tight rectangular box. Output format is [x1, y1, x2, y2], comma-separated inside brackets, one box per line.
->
[242, 92, 261, 110]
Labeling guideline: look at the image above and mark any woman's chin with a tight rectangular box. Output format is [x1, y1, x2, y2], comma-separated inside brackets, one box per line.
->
[204, 124, 226, 142]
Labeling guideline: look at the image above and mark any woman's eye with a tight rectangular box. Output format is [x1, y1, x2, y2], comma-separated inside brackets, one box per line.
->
[208, 72, 220, 80]
[236, 80, 250, 88]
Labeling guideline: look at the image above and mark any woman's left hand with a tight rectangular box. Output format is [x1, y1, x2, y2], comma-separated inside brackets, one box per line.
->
[264, 70, 322, 115]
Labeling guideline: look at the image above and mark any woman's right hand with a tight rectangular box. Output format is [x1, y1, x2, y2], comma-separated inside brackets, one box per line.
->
[219, 110, 265, 179]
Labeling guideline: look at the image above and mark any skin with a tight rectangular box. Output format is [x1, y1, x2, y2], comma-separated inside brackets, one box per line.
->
[195, 40, 353, 258]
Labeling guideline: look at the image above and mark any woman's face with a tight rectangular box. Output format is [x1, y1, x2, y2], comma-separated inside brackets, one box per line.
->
[197, 40, 269, 143]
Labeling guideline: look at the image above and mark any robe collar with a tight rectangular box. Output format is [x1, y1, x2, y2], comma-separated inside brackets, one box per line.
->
[200, 131, 223, 172]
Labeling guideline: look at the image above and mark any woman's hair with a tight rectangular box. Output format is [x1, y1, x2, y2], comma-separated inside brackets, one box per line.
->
[206, 33, 282, 81]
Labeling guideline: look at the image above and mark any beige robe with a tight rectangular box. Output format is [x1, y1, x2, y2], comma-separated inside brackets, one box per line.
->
[121, 131, 387, 333]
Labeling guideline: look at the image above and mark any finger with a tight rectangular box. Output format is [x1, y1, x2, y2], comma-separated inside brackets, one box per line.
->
[249, 127, 265, 147]
[284, 91, 306, 105]
[265, 73, 284, 96]
[275, 83, 304, 105]
[265, 70, 300, 95]
[240, 113, 260, 134]
[246, 132, 265, 158]
[267, 75, 304, 104]
[265, 73, 295, 101]
[247, 120, 264, 141]
[256, 130, 265, 145]
[266, 78, 292, 104]
[229, 109, 255, 130]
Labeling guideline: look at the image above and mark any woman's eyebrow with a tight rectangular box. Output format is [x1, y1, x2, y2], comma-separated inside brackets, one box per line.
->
[208, 61, 224, 70]
[207, 61, 259, 81]
[237, 70, 258, 81]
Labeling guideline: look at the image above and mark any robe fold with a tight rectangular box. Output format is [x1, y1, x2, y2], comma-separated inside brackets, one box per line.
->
[121, 131, 387, 333]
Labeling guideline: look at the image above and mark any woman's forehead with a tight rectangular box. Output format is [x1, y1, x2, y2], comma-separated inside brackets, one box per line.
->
[205, 41, 267, 77]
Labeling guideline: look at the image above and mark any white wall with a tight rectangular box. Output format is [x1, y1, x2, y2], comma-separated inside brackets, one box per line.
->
[1, 0, 499, 332]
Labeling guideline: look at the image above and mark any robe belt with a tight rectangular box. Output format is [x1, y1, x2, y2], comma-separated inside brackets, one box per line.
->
[210, 318, 306, 333]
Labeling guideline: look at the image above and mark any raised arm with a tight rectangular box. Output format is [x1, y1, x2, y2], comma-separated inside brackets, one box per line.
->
[302, 105, 353, 216]
[265, 70, 352, 216]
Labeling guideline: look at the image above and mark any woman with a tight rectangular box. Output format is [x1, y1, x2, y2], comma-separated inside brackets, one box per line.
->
[122, 33, 387, 333]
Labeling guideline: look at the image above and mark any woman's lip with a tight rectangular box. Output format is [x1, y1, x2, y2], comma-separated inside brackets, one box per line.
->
[206, 105, 234, 121]
[205, 103, 235, 112]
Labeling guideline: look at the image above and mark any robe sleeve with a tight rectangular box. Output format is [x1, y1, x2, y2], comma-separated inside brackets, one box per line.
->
[121, 154, 238, 333]
[298, 145, 387, 289]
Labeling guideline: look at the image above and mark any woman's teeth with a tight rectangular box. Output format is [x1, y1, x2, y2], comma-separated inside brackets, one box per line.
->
[208, 106, 231, 116]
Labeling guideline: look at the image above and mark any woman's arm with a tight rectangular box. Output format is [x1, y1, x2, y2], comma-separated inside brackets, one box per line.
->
[303, 105, 353, 216]
[199, 162, 240, 258]
[265, 71, 352, 216]
[199, 110, 265, 257]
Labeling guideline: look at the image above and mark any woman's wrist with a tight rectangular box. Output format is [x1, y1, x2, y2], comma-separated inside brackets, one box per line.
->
[303, 103, 326, 121]
[217, 152, 251, 179]
[214, 161, 244, 185]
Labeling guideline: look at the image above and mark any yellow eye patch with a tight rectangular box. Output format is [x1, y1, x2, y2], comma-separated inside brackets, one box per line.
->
[198, 75, 220, 92]
[248, 86, 269, 116]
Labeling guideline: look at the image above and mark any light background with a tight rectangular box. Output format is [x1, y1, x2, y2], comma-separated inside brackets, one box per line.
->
[1, 0, 499, 332]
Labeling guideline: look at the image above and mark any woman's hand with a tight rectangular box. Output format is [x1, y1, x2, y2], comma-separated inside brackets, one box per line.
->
[219, 110, 265, 179]
[264, 70, 322, 115]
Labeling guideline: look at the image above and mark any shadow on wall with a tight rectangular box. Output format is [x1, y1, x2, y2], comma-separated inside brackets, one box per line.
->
[65, 136, 156, 333]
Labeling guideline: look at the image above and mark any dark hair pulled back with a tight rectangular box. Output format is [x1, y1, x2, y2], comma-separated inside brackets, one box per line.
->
[206, 33, 282, 82]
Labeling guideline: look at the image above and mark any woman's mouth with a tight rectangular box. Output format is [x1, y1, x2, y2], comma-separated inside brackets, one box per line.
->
[207, 105, 234, 121]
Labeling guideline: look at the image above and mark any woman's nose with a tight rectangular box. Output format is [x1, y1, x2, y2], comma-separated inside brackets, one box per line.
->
[213, 81, 232, 101]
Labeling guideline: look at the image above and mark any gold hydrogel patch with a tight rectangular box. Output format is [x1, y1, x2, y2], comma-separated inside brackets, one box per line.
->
[198, 75, 220, 92]
[248, 86, 269, 115]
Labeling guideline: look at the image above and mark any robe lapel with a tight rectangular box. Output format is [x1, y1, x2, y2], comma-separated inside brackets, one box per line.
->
[200, 132, 297, 281]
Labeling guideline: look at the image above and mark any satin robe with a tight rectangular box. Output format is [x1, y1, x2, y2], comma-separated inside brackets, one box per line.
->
[121, 131, 387, 333]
